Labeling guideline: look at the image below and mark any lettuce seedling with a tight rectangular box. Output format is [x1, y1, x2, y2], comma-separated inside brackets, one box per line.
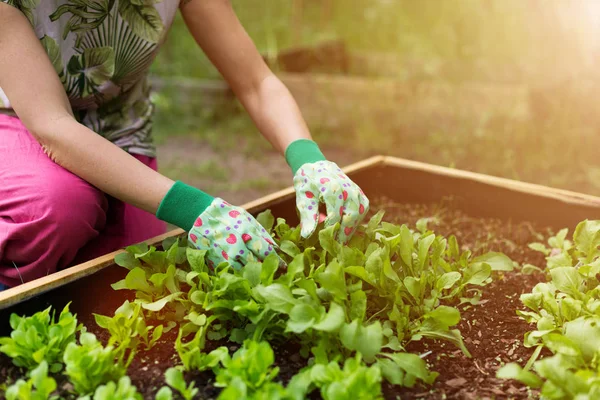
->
[5, 361, 57, 400]
[218, 377, 289, 400]
[498, 220, 600, 398]
[175, 323, 228, 371]
[63, 332, 128, 395]
[108, 209, 517, 395]
[0, 303, 80, 373]
[94, 300, 163, 351]
[78, 376, 142, 400]
[214, 340, 279, 393]
[306, 354, 383, 400]
[163, 368, 198, 400]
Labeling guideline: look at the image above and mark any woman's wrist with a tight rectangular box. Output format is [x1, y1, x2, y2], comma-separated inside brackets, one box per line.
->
[156, 181, 214, 231]
[284, 139, 327, 175]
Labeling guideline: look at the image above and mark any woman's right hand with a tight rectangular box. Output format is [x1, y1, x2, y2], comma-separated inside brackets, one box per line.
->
[187, 198, 283, 270]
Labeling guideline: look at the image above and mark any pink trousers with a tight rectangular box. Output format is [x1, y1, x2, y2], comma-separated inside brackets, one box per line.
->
[0, 114, 166, 288]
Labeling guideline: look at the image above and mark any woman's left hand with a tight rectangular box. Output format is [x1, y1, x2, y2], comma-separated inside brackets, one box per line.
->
[293, 160, 370, 244]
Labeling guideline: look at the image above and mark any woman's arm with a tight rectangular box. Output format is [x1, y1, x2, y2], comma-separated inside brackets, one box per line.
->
[0, 4, 174, 214]
[180, 0, 312, 154]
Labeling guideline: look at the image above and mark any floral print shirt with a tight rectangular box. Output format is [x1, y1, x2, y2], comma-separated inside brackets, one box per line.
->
[0, 0, 180, 157]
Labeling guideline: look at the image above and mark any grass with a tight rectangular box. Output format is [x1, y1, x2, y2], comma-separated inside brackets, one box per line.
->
[159, 160, 230, 182]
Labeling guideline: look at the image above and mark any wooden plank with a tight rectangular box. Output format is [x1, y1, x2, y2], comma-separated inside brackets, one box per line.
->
[7, 153, 598, 310]
[0, 229, 184, 310]
[0, 156, 384, 310]
[382, 156, 600, 209]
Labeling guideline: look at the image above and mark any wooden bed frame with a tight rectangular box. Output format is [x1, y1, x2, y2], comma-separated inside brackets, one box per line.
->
[2, 155, 600, 311]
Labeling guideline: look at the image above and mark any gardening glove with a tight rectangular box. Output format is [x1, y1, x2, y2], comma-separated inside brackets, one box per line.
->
[285, 139, 370, 244]
[156, 182, 282, 270]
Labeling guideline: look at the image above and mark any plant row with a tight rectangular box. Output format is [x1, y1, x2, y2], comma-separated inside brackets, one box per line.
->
[497, 220, 600, 399]
[1, 210, 514, 399]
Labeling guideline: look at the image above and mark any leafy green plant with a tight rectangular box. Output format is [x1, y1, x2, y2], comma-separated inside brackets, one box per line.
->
[498, 219, 600, 398]
[94, 300, 163, 351]
[162, 368, 198, 400]
[0, 303, 80, 373]
[154, 386, 173, 400]
[218, 377, 289, 400]
[78, 377, 142, 400]
[305, 354, 383, 400]
[214, 340, 279, 393]
[108, 209, 511, 396]
[0, 204, 518, 399]
[5, 361, 57, 400]
[63, 331, 129, 395]
[175, 324, 228, 371]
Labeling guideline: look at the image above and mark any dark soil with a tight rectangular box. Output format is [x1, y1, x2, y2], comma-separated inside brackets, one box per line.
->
[0, 197, 551, 400]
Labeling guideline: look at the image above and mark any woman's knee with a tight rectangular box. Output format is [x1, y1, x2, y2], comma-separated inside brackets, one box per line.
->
[29, 173, 109, 257]
[0, 168, 108, 282]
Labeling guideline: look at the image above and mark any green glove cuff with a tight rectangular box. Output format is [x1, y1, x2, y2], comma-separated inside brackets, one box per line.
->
[156, 181, 214, 231]
[285, 139, 327, 175]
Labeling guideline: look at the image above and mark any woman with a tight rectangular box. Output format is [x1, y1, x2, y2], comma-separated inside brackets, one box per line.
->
[0, 0, 369, 290]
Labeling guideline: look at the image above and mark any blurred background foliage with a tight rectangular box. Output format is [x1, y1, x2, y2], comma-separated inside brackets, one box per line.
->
[150, 0, 600, 202]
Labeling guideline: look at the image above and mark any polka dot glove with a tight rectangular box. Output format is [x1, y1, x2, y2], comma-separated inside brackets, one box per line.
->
[294, 160, 370, 243]
[187, 198, 282, 270]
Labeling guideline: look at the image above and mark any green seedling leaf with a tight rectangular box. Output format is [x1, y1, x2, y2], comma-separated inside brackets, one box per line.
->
[187, 248, 208, 272]
[573, 220, 600, 262]
[381, 352, 438, 386]
[366, 211, 385, 236]
[141, 292, 183, 312]
[528, 243, 550, 256]
[345, 266, 377, 287]
[427, 306, 460, 328]
[319, 224, 341, 257]
[349, 290, 367, 321]
[155, 387, 173, 400]
[260, 253, 279, 285]
[313, 302, 345, 332]
[256, 210, 275, 233]
[125, 267, 153, 293]
[471, 252, 513, 271]
[550, 267, 582, 298]
[315, 260, 347, 301]
[280, 240, 301, 257]
[165, 368, 198, 400]
[521, 264, 543, 275]
[496, 363, 543, 388]
[399, 224, 414, 268]
[415, 327, 471, 358]
[463, 262, 492, 286]
[436, 272, 461, 291]
[114, 252, 141, 270]
[340, 320, 382, 362]
[534, 354, 590, 395]
[287, 304, 321, 333]
[563, 317, 600, 362]
[404, 276, 421, 300]
[243, 261, 262, 287]
[254, 284, 296, 314]
[417, 234, 436, 270]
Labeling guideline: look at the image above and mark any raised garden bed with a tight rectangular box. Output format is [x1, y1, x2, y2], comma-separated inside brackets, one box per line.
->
[2, 156, 600, 399]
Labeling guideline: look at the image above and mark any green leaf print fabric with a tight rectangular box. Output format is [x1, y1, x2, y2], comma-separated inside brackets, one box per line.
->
[0, 0, 180, 157]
